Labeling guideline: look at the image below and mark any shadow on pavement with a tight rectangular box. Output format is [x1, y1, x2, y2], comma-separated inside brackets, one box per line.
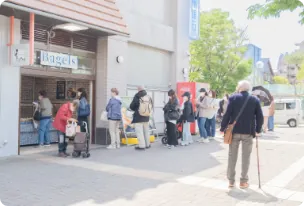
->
[0, 137, 227, 206]
[228, 188, 278, 204]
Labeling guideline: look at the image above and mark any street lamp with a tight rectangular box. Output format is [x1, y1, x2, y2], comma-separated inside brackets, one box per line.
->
[254, 61, 264, 86]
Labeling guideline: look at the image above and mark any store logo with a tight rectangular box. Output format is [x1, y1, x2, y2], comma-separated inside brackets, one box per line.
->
[40, 51, 78, 69]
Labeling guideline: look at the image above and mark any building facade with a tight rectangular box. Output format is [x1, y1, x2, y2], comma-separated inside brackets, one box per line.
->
[0, 0, 193, 157]
[277, 53, 298, 84]
[244, 44, 263, 86]
[261, 58, 274, 83]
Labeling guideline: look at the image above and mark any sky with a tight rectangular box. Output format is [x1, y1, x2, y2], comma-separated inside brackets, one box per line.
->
[201, 0, 304, 71]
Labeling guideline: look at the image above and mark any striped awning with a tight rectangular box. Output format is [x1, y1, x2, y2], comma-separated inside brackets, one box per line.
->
[4, 0, 129, 36]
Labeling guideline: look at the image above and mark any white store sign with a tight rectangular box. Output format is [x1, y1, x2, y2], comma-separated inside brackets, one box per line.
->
[40, 51, 78, 69]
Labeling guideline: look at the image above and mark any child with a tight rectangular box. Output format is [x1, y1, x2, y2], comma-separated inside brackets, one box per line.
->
[180, 92, 195, 146]
[53, 100, 79, 157]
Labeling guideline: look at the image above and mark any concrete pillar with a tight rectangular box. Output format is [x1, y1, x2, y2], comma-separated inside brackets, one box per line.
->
[0, 15, 21, 157]
[95, 36, 128, 144]
[171, 0, 191, 87]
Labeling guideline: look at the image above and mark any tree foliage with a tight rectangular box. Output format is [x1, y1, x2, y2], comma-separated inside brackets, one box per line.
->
[285, 51, 304, 67]
[190, 9, 252, 97]
[248, 0, 304, 24]
[273, 76, 289, 84]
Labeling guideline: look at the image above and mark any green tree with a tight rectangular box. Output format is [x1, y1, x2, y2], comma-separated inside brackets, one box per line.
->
[273, 76, 289, 84]
[248, 0, 304, 24]
[285, 51, 304, 68]
[190, 9, 252, 97]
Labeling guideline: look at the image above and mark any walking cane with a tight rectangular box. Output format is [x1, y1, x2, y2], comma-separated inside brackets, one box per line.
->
[256, 134, 262, 189]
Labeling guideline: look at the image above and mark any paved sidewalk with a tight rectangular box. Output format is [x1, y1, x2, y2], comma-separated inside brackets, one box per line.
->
[0, 128, 304, 206]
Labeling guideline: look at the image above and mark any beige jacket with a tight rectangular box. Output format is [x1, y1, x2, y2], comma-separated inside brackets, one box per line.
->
[196, 96, 218, 119]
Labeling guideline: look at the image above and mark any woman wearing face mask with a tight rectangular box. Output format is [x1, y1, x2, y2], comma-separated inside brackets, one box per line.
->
[53, 100, 79, 157]
[196, 88, 209, 143]
[163, 89, 180, 149]
[77, 88, 90, 132]
[204, 90, 218, 141]
[180, 92, 195, 146]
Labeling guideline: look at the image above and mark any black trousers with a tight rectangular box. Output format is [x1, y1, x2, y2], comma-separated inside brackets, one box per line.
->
[166, 121, 178, 146]
[78, 117, 89, 133]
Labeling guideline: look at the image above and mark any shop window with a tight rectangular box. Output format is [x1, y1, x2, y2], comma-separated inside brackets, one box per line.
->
[275, 103, 284, 110]
[286, 102, 296, 110]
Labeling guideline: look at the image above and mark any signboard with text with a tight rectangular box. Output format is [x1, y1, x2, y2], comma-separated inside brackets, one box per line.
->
[40, 51, 78, 69]
[189, 0, 200, 40]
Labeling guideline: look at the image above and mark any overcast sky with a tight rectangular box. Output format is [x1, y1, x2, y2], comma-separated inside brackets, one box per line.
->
[201, 0, 304, 70]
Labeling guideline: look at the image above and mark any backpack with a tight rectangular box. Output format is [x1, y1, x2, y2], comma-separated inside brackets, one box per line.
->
[139, 95, 153, 116]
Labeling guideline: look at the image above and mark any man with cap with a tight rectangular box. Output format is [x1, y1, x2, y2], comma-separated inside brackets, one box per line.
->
[180, 92, 195, 146]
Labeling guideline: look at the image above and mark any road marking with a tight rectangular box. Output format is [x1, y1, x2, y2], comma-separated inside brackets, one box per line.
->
[266, 156, 304, 188]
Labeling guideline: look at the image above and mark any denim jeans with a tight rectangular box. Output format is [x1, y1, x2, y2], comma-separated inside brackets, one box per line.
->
[268, 116, 274, 131]
[181, 122, 193, 145]
[197, 117, 207, 139]
[57, 131, 68, 153]
[205, 116, 216, 137]
[38, 118, 51, 145]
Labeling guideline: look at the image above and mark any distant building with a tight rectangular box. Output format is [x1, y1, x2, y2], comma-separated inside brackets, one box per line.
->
[261, 58, 274, 83]
[244, 44, 263, 86]
[277, 53, 298, 84]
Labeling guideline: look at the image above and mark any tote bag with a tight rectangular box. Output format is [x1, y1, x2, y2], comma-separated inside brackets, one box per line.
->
[100, 111, 108, 121]
[66, 121, 77, 137]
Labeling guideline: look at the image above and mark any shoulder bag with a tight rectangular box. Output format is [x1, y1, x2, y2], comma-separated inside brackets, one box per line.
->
[224, 96, 250, 144]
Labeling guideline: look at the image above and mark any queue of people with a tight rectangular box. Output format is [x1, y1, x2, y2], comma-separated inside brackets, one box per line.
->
[34, 88, 91, 157]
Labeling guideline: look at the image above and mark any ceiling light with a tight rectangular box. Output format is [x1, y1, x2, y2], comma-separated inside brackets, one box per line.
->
[53, 23, 88, 32]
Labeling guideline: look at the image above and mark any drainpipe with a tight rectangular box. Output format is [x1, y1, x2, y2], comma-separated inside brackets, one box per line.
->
[29, 13, 35, 65]
[2, 2, 129, 37]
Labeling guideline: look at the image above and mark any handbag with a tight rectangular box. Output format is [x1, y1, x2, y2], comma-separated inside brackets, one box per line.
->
[168, 110, 180, 120]
[100, 111, 108, 121]
[66, 121, 77, 137]
[33, 110, 41, 121]
[224, 96, 250, 144]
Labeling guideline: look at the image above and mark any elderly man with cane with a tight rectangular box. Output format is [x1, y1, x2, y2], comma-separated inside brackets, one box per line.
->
[221, 80, 264, 189]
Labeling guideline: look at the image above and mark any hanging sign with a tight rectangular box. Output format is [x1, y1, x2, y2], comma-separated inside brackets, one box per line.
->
[40, 51, 78, 69]
[189, 0, 200, 40]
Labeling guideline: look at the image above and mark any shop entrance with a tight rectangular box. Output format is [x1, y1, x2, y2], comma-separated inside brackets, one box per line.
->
[19, 74, 93, 155]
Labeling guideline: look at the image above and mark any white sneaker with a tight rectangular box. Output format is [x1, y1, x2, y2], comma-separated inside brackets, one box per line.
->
[107, 145, 116, 149]
[116, 145, 121, 149]
[203, 139, 210, 143]
[209, 137, 214, 140]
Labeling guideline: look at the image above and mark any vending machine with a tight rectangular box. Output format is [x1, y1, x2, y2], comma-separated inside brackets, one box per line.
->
[176, 82, 210, 134]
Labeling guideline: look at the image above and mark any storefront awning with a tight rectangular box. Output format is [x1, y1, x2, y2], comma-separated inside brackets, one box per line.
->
[3, 0, 129, 36]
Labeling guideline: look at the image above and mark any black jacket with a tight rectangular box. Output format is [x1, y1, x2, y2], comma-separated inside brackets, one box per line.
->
[163, 98, 179, 121]
[130, 90, 150, 123]
[181, 100, 195, 123]
[220, 91, 264, 136]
